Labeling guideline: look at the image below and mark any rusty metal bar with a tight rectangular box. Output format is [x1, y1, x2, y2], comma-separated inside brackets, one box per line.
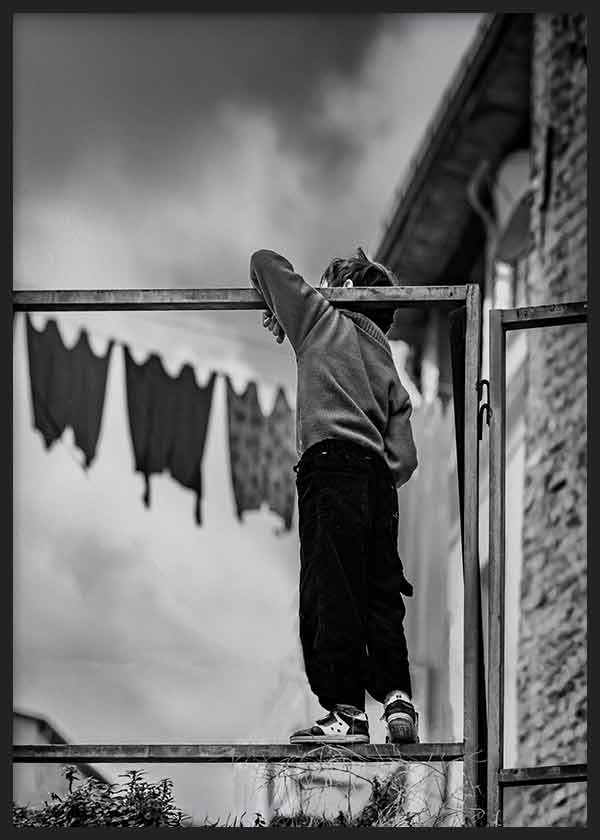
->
[487, 308, 507, 827]
[12, 285, 469, 312]
[463, 283, 485, 822]
[499, 301, 587, 330]
[13, 742, 465, 764]
[498, 763, 587, 788]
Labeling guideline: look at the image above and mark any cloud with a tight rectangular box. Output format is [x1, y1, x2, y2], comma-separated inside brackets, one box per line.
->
[14, 14, 482, 302]
[13, 13, 386, 188]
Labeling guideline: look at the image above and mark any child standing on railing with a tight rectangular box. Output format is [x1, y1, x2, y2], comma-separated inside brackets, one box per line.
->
[250, 247, 419, 745]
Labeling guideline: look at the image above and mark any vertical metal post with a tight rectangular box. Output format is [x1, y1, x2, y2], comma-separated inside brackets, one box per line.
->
[487, 309, 506, 825]
[463, 284, 485, 823]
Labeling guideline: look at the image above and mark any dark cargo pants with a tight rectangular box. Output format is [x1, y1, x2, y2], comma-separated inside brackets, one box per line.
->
[294, 438, 413, 712]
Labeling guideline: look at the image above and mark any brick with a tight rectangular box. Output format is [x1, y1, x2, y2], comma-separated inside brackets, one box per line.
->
[505, 13, 587, 828]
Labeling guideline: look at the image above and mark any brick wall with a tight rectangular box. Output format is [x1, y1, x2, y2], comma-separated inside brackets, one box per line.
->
[507, 13, 587, 828]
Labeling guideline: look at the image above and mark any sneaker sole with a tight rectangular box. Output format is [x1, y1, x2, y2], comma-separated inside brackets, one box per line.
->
[289, 735, 370, 744]
[385, 711, 419, 745]
[385, 734, 420, 744]
[385, 721, 419, 744]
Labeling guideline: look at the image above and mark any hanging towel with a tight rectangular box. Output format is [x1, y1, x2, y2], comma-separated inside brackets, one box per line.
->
[26, 315, 114, 468]
[263, 388, 296, 531]
[226, 376, 296, 532]
[225, 376, 266, 522]
[123, 346, 216, 525]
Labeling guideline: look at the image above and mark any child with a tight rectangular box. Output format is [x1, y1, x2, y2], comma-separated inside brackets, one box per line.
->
[250, 247, 419, 745]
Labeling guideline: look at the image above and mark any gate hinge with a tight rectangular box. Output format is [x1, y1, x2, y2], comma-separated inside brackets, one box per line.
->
[477, 379, 491, 441]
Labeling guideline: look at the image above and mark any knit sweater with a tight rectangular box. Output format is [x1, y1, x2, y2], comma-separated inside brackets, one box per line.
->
[250, 250, 418, 488]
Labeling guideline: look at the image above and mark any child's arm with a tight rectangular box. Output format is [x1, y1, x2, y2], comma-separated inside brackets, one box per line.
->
[250, 249, 329, 352]
[385, 384, 418, 487]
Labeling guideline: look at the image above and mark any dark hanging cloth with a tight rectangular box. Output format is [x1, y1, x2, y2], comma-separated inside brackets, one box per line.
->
[225, 376, 266, 521]
[123, 346, 216, 525]
[123, 349, 175, 509]
[263, 388, 296, 531]
[225, 376, 296, 532]
[26, 315, 114, 468]
[170, 364, 217, 525]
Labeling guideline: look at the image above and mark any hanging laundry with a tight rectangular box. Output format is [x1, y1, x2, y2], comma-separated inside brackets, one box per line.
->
[225, 376, 266, 522]
[169, 364, 216, 525]
[225, 376, 295, 532]
[26, 315, 114, 468]
[123, 346, 216, 525]
[26, 317, 70, 450]
[123, 349, 175, 509]
[263, 388, 296, 531]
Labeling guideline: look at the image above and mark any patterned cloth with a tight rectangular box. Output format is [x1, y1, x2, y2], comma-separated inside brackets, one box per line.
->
[225, 377, 266, 520]
[225, 376, 295, 532]
[263, 388, 296, 531]
[123, 346, 216, 525]
[26, 315, 114, 468]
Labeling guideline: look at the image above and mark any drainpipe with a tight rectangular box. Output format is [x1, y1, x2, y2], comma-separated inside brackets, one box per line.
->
[467, 159, 499, 284]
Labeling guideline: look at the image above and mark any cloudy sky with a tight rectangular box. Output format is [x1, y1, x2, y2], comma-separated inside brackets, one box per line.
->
[13, 13, 484, 295]
[13, 12, 481, 823]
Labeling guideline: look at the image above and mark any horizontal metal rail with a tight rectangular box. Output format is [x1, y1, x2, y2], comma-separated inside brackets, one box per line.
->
[498, 763, 587, 787]
[13, 742, 465, 764]
[12, 286, 468, 312]
[498, 301, 587, 330]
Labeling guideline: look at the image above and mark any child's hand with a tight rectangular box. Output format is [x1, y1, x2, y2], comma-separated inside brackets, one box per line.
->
[262, 310, 286, 344]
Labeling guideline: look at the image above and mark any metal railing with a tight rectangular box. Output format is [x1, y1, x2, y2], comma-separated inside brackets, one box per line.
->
[12, 283, 483, 819]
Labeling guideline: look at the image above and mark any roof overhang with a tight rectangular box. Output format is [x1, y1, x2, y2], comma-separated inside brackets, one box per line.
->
[376, 13, 532, 290]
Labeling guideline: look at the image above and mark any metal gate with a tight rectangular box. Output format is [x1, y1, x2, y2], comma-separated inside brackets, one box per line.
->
[486, 301, 588, 826]
[12, 282, 485, 823]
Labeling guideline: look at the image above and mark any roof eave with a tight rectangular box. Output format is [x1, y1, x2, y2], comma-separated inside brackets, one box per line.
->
[375, 13, 519, 276]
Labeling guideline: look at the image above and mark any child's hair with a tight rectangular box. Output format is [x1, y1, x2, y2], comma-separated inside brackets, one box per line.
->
[319, 247, 397, 333]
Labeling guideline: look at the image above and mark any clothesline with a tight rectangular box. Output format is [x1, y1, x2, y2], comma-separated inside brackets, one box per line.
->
[21, 315, 297, 534]
[16, 309, 295, 408]
[14, 284, 421, 404]
[15, 293, 425, 537]
[13, 281, 296, 355]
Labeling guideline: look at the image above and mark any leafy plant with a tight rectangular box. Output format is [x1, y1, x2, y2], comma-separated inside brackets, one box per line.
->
[13, 756, 485, 828]
[12, 767, 191, 828]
